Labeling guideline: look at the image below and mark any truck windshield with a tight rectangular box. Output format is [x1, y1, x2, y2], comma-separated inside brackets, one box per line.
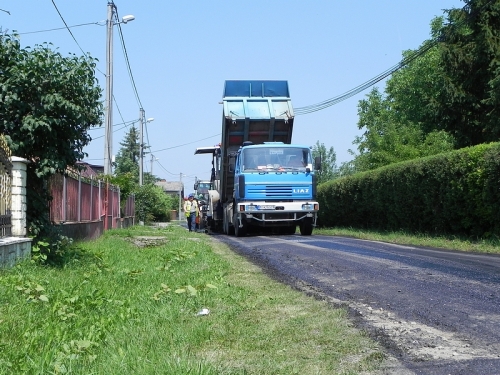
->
[197, 182, 211, 193]
[242, 147, 312, 171]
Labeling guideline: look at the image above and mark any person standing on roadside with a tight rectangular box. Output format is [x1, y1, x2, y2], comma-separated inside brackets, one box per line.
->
[183, 193, 199, 232]
[194, 196, 202, 230]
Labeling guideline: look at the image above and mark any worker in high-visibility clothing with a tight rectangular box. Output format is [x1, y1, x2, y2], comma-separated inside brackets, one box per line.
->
[183, 193, 199, 232]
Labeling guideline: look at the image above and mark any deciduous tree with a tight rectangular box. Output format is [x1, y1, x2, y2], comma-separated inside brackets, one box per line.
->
[312, 141, 338, 184]
[0, 34, 103, 238]
[353, 86, 454, 172]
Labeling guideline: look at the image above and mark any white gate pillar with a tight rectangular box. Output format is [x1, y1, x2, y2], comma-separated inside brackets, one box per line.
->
[10, 156, 29, 237]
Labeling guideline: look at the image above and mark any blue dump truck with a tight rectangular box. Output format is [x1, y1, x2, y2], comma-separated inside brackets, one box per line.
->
[195, 80, 320, 236]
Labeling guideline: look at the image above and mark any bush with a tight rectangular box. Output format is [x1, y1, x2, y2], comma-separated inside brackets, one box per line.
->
[135, 184, 173, 224]
[318, 142, 500, 237]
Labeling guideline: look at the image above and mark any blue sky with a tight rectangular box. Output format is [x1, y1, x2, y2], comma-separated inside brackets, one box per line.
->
[1, 1, 463, 192]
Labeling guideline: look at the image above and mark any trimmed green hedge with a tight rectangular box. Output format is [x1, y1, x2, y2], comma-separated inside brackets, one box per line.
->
[317, 142, 500, 237]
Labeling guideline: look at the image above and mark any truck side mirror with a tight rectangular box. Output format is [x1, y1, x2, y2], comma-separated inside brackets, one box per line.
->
[194, 183, 198, 190]
[314, 156, 322, 171]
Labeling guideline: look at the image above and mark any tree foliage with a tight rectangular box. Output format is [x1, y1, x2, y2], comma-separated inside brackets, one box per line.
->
[112, 126, 170, 222]
[312, 141, 338, 184]
[436, 0, 500, 147]
[350, 0, 500, 172]
[114, 126, 139, 179]
[351, 21, 457, 172]
[0, 34, 103, 238]
[135, 184, 174, 224]
[354, 86, 454, 172]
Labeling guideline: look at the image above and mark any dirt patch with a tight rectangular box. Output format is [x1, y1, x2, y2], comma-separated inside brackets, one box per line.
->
[128, 236, 168, 248]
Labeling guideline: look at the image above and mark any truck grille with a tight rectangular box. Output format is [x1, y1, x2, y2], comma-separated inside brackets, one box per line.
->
[264, 185, 292, 197]
[247, 184, 311, 200]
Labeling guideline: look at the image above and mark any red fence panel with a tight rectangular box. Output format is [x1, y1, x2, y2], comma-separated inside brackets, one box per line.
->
[92, 181, 101, 222]
[49, 174, 64, 223]
[65, 175, 79, 222]
[112, 186, 120, 226]
[48, 173, 133, 231]
[80, 178, 92, 221]
[124, 194, 135, 217]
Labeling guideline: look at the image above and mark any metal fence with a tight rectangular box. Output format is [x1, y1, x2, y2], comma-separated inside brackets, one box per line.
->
[49, 172, 135, 229]
[0, 135, 12, 238]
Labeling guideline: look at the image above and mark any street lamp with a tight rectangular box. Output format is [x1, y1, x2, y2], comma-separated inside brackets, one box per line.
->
[103, 1, 135, 175]
[139, 108, 154, 186]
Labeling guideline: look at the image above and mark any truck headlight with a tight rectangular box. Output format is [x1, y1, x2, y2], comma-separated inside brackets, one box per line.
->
[302, 204, 313, 210]
[246, 205, 257, 211]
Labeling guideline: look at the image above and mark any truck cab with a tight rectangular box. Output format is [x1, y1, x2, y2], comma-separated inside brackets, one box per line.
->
[230, 142, 320, 236]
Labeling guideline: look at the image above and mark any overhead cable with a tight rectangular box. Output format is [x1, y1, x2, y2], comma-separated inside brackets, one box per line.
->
[294, 0, 490, 116]
[294, 42, 435, 115]
[152, 133, 221, 153]
[17, 22, 102, 35]
[114, 7, 143, 109]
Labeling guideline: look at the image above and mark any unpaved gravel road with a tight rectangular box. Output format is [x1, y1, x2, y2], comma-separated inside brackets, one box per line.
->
[214, 233, 500, 375]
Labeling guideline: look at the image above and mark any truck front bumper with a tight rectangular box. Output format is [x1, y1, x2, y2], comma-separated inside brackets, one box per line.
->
[235, 201, 319, 227]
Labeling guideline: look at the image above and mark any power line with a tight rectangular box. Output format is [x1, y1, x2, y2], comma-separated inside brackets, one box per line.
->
[294, 0, 488, 116]
[17, 22, 103, 35]
[114, 6, 143, 109]
[49, 0, 147, 169]
[90, 123, 138, 140]
[50, 1, 91, 59]
[294, 41, 435, 115]
[88, 118, 138, 131]
[152, 133, 221, 153]
[154, 160, 180, 176]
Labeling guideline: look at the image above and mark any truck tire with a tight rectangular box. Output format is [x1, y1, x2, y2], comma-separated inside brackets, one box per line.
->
[299, 218, 313, 236]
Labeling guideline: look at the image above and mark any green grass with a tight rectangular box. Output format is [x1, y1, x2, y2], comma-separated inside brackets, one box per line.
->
[0, 225, 384, 374]
[314, 227, 500, 254]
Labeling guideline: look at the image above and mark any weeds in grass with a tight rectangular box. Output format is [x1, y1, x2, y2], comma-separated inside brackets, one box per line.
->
[0, 225, 384, 374]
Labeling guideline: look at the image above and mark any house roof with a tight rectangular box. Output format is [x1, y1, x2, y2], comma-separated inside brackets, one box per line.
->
[155, 180, 183, 192]
[75, 162, 102, 179]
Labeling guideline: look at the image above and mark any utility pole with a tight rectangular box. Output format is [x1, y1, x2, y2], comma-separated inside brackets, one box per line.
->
[178, 173, 183, 221]
[150, 154, 158, 176]
[139, 108, 145, 186]
[103, 2, 115, 175]
[103, 3, 135, 175]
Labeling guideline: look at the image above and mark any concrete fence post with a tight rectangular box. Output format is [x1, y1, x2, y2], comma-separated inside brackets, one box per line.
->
[10, 157, 29, 237]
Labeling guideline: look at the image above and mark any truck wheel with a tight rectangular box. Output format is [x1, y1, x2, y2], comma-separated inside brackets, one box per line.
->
[299, 219, 313, 236]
